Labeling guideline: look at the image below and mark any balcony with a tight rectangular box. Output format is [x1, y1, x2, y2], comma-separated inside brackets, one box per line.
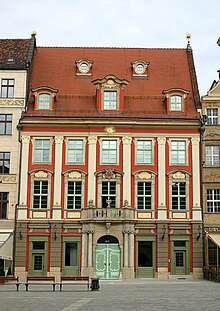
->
[81, 207, 134, 223]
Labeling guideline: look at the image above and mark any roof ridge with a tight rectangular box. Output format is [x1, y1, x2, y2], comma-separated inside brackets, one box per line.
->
[37, 46, 186, 50]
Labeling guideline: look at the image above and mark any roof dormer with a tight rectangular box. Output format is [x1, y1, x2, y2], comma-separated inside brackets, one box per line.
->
[92, 74, 129, 112]
[131, 60, 150, 78]
[32, 86, 58, 111]
[163, 88, 189, 114]
[75, 58, 93, 77]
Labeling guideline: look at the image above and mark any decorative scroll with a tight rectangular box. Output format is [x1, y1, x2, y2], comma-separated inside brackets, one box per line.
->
[68, 171, 82, 179]
[172, 172, 185, 179]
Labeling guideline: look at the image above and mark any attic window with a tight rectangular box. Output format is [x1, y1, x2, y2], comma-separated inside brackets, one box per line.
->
[131, 60, 149, 78]
[163, 88, 189, 114]
[76, 58, 93, 76]
[32, 86, 58, 111]
[7, 58, 14, 62]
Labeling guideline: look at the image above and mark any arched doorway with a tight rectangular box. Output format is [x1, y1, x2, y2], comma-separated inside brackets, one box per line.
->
[95, 235, 120, 279]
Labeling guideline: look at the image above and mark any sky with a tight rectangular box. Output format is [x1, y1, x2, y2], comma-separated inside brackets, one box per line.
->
[0, 0, 219, 96]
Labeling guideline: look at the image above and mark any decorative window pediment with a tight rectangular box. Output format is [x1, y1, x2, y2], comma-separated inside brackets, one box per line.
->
[131, 60, 149, 78]
[32, 86, 58, 111]
[163, 88, 189, 113]
[75, 58, 93, 76]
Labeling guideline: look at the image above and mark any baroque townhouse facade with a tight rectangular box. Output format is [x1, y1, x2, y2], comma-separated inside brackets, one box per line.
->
[201, 73, 220, 272]
[15, 42, 203, 281]
[0, 34, 35, 272]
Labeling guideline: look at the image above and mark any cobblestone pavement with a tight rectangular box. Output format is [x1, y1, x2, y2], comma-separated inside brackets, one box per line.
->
[0, 279, 219, 311]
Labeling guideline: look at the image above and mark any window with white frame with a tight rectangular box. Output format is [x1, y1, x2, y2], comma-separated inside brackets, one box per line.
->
[136, 140, 152, 164]
[67, 139, 84, 164]
[101, 140, 117, 164]
[170, 140, 186, 165]
[38, 93, 51, 110]
[137, 181, 152, 209]
[170, 95, 182, 111]
[33, 180, 48, 209]
[207, 189, 220, 213]
[206, 146, 219, 165]
[172, 182, 186, 210]
[101, 181, 116, 208]
[1, 79, 14, 98]
[207, 108, 218, 125]
[66, 181, 82, 209]
[103, 91, 117, 110]
[33, 139, 50, 163]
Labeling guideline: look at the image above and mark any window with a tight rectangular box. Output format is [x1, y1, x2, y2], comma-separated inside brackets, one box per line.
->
[207, 189, 220, 213]
[0, 152, 10, 173]
[67, 139, 83, 164]
[207, 108, 218, 125]
[103, 91, 117, 110]
[206, 146, 219, 165]
[33, 180, 48, 209]
[137, 182, 152, 209]
[170, 95, 182, 111]
[33, 139, 50, 163]
[101, 181, 116, 208]
[67, 181, 82, 209]
[0, 114, 12, 135]
[136, 140, 152, 164]
[172, 182, 186, 210]
[1, 79, 14, 98]
[101, 140, 117, 164]
[0, 192, 8, 218]
[170, 141, 186, 164]
[38, 93, 51, 110]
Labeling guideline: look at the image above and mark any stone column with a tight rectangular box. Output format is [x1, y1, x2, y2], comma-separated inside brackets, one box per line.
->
[123, 230, 129, 267]
[129, 231, 134, 268]
[53, 136, 63, 219]
[157, 137, 167, 219]
[18, 136, 30, 219]
[88, 230, 93, 267]
[88, 136, 97, 205]
[81, 231, 88, 269]
[191, 137, 202, 220]
[122, 136, 132, 205]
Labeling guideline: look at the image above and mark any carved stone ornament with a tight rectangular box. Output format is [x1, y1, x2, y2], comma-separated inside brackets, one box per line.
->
[88, 136, 97, 144]
[104, 126, 116, 135]
[172, 172, 185, 179]
[35, 171, 48, 178]
[68, 171, 81, 179]
[103, 168, 115, 179]
[206, 132, 220, 139]
[122, 136, 132, 145]
[103, 79, 118, 89]
[55, 136, 64, 144]
[0, 175, 16, 183]
[204, 171, 220, 182]
[123, 200, 129, 207]
[191, 137, 200, 145]
[0, 99, 24, 106]
[21, 136, 30, 144]
[157, 137, 166, 145]
[137, 172, 151, 180]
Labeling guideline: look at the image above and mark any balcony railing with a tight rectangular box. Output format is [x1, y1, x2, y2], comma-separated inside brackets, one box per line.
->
[82, 207, 134, 222]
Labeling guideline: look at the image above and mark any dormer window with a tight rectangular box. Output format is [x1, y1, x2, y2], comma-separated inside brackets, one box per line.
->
[32, 86, 58, 111]
[92, 75, 129, 112]
[163, 88, 189, 113]
[131, 60, 149, 78]
[75, 58, 93, 76]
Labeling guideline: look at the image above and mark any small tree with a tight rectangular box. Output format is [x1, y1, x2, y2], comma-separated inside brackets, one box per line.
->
[0, 265, 5, 276]
[7, 266, 12, 276]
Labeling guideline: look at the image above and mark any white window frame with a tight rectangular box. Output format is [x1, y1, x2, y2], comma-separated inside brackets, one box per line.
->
[207, 108, 218, 125]
[32, 180, 49, 209]
[37, 93, 51, 110]
[168, 172, 190, 211]
[66, 180, 83, 210]
[170, 95, 183, 111]
[64, 171, 85, 210]
[135, 138, 154, 165]
[171, 181, 187, 210]
[32, 138, 52, 164]
[66, 138, 85, 164]
[136, 181, 152, 210]
[169, 139, 188, 165]
[100, 138, 120, 165]
[206, 145, 220, 166]
[134, 171, 156, 210]
[103, 90, 118, 110]
[101, 180, 117, 208]
[207, 189, 220, 213]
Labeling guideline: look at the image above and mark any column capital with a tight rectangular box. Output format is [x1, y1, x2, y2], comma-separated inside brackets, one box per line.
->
[122, 136, 132, 145]
[191, 137, 200, 145]
[21, 135, 30, 144]
[157, 137, 166, 145]
[88, 136, 97, 145]
[55, 136, 64, 144]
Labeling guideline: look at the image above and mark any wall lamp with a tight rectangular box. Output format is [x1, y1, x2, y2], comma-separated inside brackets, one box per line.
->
[197, 225, 201, 241]
[161, 225, 166, 241]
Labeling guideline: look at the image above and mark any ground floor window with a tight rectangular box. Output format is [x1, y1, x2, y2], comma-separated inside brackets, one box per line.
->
[138, 241, 153, 267]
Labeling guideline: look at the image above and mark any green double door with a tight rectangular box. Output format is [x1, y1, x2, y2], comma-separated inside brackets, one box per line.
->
[95, 244, 120, 279]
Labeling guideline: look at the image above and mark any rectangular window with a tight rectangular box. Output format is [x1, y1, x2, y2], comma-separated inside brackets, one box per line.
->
[102, 181, 116, 208]
[206, 146, 219, 165]
[101, 140, 117, 164]
[33, 139, 50, 163]
[67, 181, 82, 209]
[65, 242, 77, 266]
[0, 114, 12, 135]
[67, 139, 83, 164]
[170, 95, 182, 111]
[170, 141, 186, 164]
[138, 241, 153, 267]
[38, 93, 51, 110]
[0, 152, 10, 173]
[207, 189, 220, 213]
[207, 108, 218, 125]
[137, 182, 152, 209]
[1, 79, 14, 98]
[136, 140, 152, 164]
[0, 192, 8, 218]
[172, 182, 186, 210]
[103, 91, 117, 110]
[33, 180, 48, 209]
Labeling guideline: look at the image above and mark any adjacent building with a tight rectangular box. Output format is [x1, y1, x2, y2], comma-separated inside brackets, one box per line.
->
[0, 34, 35, 273]
[15, 41, 203, 280]
[201, 72, 220, 272]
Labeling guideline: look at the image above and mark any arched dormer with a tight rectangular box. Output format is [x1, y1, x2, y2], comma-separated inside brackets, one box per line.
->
[163, 88, 189, 114]
[32, 86, 58, 111]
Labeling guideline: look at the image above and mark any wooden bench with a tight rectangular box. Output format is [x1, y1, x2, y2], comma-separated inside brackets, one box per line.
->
[25, 276, 56, 291]
[0, 276, 21, 291]
[59, 276, 90, 291]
